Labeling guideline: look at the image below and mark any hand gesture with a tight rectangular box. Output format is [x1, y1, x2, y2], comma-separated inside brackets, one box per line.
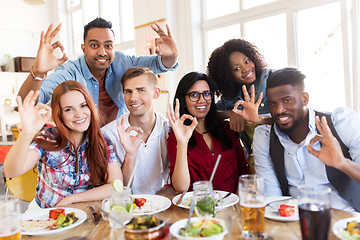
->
[151, 22, 178, 68]
[116, 115, 143, 157]
[306, 116, 346, 169]
[232, 85, 263, 124]
[167, 99, 198, 145]
[33, 23, 68, 76]
[17, 90, 52, 137]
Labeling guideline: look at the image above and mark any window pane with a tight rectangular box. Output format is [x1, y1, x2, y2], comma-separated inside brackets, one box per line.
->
[297, 3, 344, 110]
[67, 0, 80, 8]
[101, 0, 121, 43]
[82, 0, 99, 25]
[71, 10, 83, 56]
[243, 13, 287, 69]
[241, 0, 277, 10]
[205, 0, 239, 20]
[120, 0, 134, 41]
[205, 24, 240, 59]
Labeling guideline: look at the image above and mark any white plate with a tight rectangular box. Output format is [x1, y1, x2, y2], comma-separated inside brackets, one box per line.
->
[264, 197, 299, 222]
[103, 194, 171, 216]
[21, 207, 87, 235]
[172, 191, 239, 210]
[332, 217, 360, 240]
[170, 217, 227, 240]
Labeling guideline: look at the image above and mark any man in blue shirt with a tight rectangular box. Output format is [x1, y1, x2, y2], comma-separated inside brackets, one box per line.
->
[252, 67, 360, 211]
[18, 17, 178, 125]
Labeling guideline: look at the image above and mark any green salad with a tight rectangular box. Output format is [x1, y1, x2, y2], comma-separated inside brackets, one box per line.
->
[179, 219, 223, 237]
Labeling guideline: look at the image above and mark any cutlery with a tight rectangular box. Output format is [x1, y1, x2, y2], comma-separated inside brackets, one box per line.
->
[266, 197, 293, 207]
[89, 204, 101, 225]
[176, 192, 186, 205]
[222, 192, 231, 200]
[184, 198, 196, 229]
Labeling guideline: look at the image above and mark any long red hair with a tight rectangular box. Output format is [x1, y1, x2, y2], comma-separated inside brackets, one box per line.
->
[34, 80, 109, 186]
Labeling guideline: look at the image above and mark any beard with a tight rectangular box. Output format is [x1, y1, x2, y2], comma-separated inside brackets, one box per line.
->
[275, 109, 306, 135]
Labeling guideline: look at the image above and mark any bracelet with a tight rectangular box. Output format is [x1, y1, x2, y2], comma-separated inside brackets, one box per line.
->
[30, 66, 47, 81]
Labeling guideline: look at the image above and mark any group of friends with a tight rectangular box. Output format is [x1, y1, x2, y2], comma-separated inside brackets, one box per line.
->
[3, 17, 360, 212]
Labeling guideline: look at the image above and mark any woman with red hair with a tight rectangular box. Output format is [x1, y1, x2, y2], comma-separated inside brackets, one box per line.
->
[4, 80, 122, 208]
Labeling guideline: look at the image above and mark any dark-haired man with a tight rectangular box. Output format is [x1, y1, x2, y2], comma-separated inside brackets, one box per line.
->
[252, 67, 360, 211]
[18, 17, 178, 125]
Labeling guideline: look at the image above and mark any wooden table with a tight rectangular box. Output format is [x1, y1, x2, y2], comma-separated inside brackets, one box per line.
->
[21, 187, 360, 240]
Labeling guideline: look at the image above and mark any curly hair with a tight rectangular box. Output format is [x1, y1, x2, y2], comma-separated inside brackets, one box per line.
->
[207, 39, 267, 99]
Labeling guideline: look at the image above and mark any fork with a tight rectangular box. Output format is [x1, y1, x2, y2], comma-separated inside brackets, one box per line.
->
[184, 198, 196, 229]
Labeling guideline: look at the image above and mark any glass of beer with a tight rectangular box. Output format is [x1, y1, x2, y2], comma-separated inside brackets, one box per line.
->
[298, 185, 331, 240]
[0, 195, 21, 240]
[238, 174, 266, 239]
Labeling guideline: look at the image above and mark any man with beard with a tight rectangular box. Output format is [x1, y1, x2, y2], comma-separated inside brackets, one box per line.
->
[252, 67, 360, 211]
[18, 17, 178, 126]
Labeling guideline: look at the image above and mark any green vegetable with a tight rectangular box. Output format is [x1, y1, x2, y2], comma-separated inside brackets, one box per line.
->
[179, 219, 223, 237]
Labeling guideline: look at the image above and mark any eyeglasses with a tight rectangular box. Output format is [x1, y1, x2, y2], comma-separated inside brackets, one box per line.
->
[185, 90, 213, 102]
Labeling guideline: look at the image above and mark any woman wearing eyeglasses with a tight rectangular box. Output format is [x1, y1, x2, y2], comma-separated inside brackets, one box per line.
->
[167, 72, 249, 193]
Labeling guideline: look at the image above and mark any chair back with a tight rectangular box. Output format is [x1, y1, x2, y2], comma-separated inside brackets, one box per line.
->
[6, 168, 38, 202]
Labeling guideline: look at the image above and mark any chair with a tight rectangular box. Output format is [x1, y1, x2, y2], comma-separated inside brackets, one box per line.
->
[5, 167, 38, 202]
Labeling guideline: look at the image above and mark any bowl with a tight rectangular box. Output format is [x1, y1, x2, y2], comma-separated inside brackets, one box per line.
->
[124, 216, 166, 240]
[169, 217, 227, 240]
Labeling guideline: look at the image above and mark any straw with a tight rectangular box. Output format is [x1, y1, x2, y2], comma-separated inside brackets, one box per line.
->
[127, 158, 139, 188]
[209, 154, 222, 183]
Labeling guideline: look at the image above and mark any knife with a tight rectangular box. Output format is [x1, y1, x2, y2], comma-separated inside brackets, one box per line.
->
[89, 204, 101, 225]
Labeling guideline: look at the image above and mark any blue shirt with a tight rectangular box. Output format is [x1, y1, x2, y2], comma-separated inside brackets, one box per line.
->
[38, 52, 178, 118]
[216, 69, 271, 115]
[253, 108, 360, 211]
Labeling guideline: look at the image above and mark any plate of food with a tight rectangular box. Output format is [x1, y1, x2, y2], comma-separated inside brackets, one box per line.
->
[172, 191, 239, 210]
[21, 207, 87, 235]
[264, 197, 299, 222]
[170, 217, 227, 240]
[103, 194, 171, 216]
[332, 217, 360, 240]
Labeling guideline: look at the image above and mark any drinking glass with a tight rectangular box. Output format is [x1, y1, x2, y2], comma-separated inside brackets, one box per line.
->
[192, 181, 216, 217]
[238, 174, 266, 239]
[0, 195, 21, 240]
[298, 185, 331, 240]
[103, 187, 133, 229]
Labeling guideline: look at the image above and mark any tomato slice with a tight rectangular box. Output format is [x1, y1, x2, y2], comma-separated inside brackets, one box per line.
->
[135, 198, 147, 208]
[49, 208, 65, 220]
[278, 204, 295, 217]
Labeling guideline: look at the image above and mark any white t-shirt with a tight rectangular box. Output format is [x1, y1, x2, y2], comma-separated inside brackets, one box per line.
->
[101, 112, 170, 194]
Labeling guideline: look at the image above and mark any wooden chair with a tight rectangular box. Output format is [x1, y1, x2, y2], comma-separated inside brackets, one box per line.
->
[5, 167, 38, 202]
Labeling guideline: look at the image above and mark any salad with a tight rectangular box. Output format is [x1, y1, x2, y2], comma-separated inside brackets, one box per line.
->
[179, 218, 223, 237]
[342, 221, 360, 240]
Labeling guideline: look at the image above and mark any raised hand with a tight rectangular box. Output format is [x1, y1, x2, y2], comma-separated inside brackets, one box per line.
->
[151, 22, 178, 68]
[232, 85, 263, 124]
[116, 115, 143, 157]
[306, 116, 346, 169]
[167, 99, 198, 145]
[17, 90, 52, 136]
[33, 23, 68, 77]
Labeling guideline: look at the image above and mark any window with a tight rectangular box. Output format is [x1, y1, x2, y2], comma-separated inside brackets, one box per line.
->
[66, 0, 135, 57]
[202, 0, 360, 111]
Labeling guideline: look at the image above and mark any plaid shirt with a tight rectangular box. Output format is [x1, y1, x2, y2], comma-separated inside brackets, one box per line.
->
[29, 128, 119, 208]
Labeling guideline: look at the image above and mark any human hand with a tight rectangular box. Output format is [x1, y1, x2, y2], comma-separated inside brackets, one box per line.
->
[55, 195, 72, 207]
[306, 116, 346, 170]
[116, 115, 143, 157]
[33, 23, 68, 77]
[17, 90, 51, 136]
[232, 85, 262, 124]
[151, 22, 178, 67]
[167, 99, 197, 145]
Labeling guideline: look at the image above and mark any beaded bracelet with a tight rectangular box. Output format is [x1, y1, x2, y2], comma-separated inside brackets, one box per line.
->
[30, 66, 47, 81]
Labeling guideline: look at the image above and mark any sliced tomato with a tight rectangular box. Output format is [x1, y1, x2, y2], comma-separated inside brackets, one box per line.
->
[49, 208, 65, 220]
[135, 198, 147, 208]
[278, 204, 295, 217]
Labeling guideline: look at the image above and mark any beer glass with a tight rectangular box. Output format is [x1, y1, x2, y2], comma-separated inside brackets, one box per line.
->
[298, 185, 331, 240]
[238, 174, 266, 239]
[103, 187, 133, 229]
[0, 195, 21, 240]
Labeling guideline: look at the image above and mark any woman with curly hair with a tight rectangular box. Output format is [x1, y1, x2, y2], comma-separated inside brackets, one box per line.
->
[207, 39, 272, 154]
[4, 81, 122, 209]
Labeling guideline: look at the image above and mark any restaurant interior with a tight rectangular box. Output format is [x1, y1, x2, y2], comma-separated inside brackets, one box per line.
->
[0, 0, 359, 239]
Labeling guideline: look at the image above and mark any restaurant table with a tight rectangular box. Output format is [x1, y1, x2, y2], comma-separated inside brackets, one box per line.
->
[21, 187, 360, 240]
